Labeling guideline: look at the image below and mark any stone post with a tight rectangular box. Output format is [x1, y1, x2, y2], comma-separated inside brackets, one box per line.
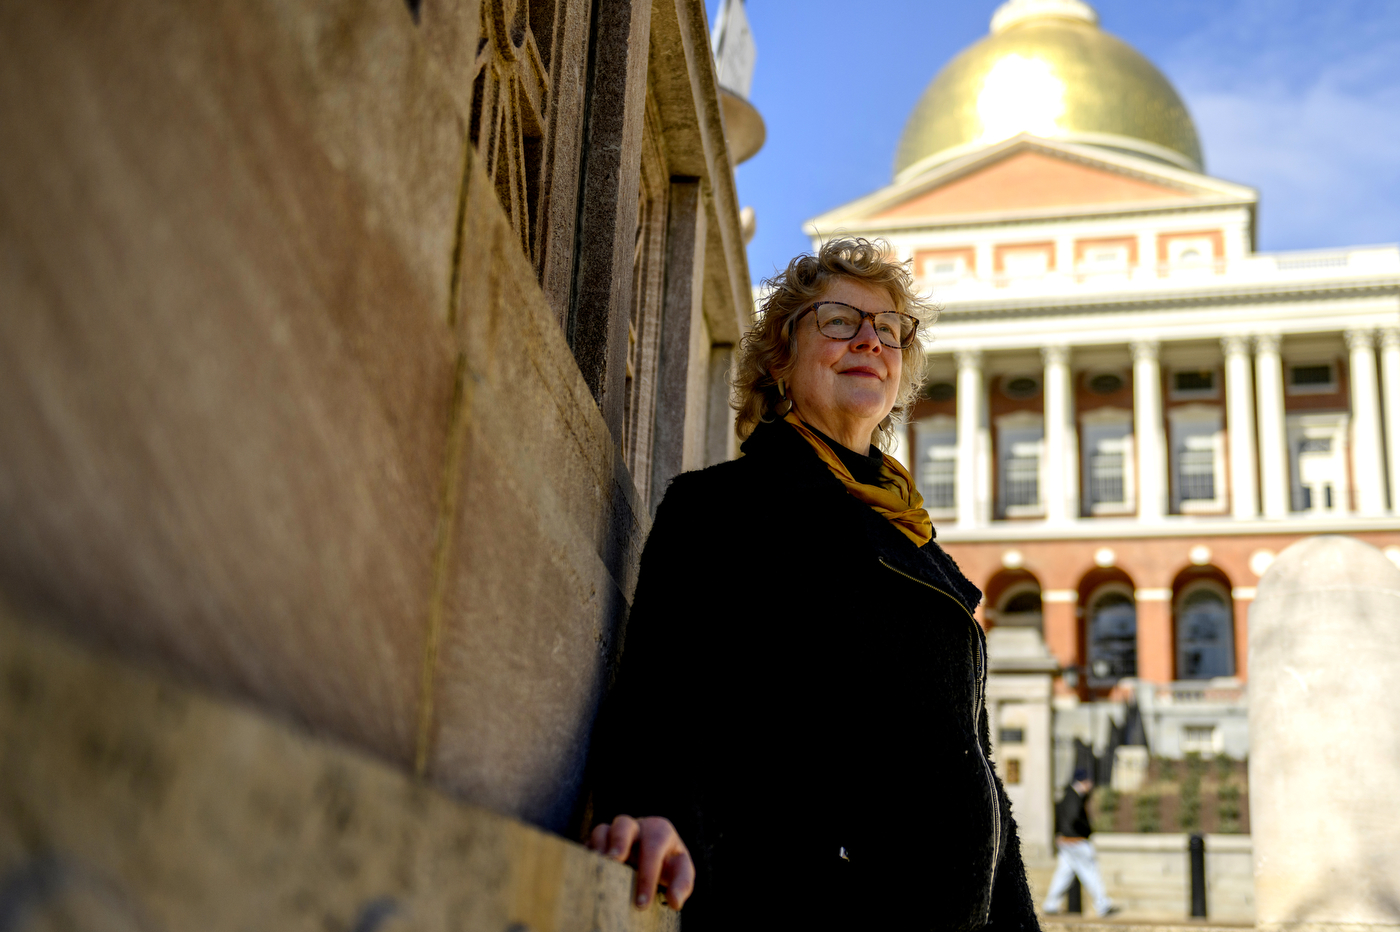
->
[1255, 333, 1290, 519]
[986, 627, 1060, 863]
[1250, 536, 1400, 931]
[1345, 329, 1386, 515]
[1222, 335, 1259, 518]
[1131, 340, 1167, 521]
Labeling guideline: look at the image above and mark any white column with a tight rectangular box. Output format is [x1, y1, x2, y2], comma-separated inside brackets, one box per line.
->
[1346, 329, 1386, 516]
[1132, 339, 1167, 521]
[956, 349, 987, 528]
[1255, 333, 1290, 519]
[1380, 327, 1400, 514]
[1041, 345, 1077, 522]
[1222, 335, 1259, 518]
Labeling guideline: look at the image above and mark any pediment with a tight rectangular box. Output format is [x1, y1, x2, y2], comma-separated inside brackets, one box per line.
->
[873, 149, 1192, 220]
[806, 137, 1256, 231]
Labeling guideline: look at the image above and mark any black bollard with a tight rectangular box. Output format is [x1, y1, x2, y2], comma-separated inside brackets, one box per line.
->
[1189, 833, 1207, 917]
[1067, 876, 1082, 914]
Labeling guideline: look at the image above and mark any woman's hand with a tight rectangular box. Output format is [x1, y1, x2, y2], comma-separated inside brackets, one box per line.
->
[587, 815, 695, 910]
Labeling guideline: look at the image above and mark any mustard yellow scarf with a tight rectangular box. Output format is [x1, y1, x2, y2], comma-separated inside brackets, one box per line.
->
[783, 412, 934, 547]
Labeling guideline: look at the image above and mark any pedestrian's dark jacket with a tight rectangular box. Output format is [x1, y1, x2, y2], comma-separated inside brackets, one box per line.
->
[589, 417, 1040, 932]
[1055, 785, 1093, 839]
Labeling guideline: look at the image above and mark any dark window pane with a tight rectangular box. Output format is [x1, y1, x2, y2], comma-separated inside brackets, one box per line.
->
[1176, 588, 1235, 679]
[1089, 373, 1124, 395]
[925, 381, 956, 402]
[1175, 370, 1214, 392]
[1291, 364, 1333, 386]
[1088, 592, 1137, 684]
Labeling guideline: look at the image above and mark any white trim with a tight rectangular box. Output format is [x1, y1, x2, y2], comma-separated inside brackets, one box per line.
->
[1136, 588, 1172, 601]
[1043, 589, 1077, 603]
[934, 513, 1400, 543]
[1231, 587, 1257, 600]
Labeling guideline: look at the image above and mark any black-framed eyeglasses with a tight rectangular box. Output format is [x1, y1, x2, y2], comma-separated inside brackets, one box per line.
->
[790, 302, 920, 349]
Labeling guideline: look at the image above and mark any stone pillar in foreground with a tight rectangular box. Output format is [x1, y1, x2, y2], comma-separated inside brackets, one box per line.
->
[1250, 535, 1400, 932]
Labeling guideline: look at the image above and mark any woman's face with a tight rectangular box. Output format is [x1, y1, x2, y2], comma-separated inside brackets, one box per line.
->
[785, 277, 903, 452]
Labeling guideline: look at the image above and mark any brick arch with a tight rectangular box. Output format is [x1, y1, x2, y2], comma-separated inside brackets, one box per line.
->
[983, 567, 1042, 630]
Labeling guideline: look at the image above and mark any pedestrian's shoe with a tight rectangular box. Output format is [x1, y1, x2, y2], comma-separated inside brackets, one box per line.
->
[1100, 905, 1122, 917]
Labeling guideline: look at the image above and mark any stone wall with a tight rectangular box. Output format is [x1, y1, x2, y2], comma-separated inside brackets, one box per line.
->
[0, 0, 749, 840]
[0, 598, 679, 932]
[1027, 833, 1254, 924]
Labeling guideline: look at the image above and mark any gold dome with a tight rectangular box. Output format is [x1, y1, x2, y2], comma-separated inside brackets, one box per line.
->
[893, 0, 1203, 181]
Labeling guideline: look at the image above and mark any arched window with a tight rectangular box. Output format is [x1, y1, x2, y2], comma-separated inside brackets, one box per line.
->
[998, 586, 1043, 631]
[1087, 586, 1137, 685]
[1175, 583, 1235, 679]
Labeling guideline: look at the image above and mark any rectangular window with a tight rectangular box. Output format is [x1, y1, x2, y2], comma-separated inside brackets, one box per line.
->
[1005, 442, 1041, 506]
[1004, 759, 1022, 785]
[997, 416, 1044, 517]
[1288, 362, 1337, 395]
[1081, 410, 1134, 515]
[1090, 437, 1126, 506]
[1288, 413, 1349, 513]
[1181, 725, 1218, 755]
[914, 418, 957, 514]
[1178, 435, 1217, 501]
[1168, 407, 1225, 513]
[1175, 370, 1214, 393]
[999, 728, 1025, 744]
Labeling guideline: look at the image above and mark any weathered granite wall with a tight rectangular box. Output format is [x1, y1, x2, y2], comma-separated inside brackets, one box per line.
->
[0, 598, 679, 932]
[0, 0, 749, 841]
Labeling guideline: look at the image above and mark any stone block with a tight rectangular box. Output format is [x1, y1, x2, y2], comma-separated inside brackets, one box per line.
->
[1249, 535, 1400, 931]
[0, 600, 678, 932]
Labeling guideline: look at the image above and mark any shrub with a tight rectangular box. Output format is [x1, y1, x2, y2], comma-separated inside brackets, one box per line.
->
[1134, 793, 1161, 833]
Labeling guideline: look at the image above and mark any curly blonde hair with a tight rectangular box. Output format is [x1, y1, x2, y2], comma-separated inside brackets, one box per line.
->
[732, 237, 938, 450]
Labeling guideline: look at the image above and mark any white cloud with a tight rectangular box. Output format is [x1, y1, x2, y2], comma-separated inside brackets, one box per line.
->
[1163, 5, 1400, 251]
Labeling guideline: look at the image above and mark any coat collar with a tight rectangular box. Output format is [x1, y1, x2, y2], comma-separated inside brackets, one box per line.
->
[741, 420, 981, 615]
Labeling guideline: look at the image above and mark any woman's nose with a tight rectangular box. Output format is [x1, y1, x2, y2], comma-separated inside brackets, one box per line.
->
[850, 319, 882, 351]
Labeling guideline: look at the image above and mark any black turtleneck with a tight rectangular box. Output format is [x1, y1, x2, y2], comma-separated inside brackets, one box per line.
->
[807, 424, 887, 487]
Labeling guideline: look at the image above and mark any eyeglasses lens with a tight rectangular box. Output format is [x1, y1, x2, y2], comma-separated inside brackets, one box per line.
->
[814, 303, 915, 348]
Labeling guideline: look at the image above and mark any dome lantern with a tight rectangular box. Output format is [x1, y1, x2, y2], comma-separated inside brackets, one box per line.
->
[894, 0, 1203, 182]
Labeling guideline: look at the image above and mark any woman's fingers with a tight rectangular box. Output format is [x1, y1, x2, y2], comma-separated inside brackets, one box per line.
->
[587, 815, 694, 911]
[659, 847, 696, 909]
[606, 814, 640, 860]
[633, 817, 691, 910]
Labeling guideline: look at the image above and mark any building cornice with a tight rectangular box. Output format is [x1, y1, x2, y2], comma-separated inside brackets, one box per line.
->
[935, 276, 1400, 321]
[936, 514, 1400, 544]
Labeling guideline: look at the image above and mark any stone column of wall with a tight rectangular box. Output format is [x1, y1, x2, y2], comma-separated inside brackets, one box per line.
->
[957, 348, 988, 528]
[1345, 330, 1387, 516]
[1132, 340, 1167, 521]
[1250, 535, 1400, 931]
[1222, 335, 1259, 518]
[1255, 333, 1290, 519]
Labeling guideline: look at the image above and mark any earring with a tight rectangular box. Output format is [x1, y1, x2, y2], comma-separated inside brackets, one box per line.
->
[774, 378, 793, 416]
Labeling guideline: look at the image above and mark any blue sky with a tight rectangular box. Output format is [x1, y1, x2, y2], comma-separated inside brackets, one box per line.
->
[706, 0, 1400, 284]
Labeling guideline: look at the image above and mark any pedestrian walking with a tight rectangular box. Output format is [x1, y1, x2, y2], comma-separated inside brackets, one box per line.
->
[1043, 768, 1119, 917]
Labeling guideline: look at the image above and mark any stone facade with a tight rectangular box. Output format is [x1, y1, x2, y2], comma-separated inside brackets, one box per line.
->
[0, 0, 753, 907]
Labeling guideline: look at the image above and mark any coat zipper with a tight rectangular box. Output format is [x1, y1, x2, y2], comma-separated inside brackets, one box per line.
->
[878, 558, 1001, 919]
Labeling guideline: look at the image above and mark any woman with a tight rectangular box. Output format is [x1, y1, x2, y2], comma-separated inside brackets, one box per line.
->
[587, 238, 1039, 931]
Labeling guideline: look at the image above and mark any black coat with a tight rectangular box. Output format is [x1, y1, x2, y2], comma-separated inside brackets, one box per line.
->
[590, 418, 1040, 931]
[1055, 786, 1093, 839]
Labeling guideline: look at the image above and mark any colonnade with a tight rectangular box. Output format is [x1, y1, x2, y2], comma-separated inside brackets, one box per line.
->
[949, 327, 1400, 527]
